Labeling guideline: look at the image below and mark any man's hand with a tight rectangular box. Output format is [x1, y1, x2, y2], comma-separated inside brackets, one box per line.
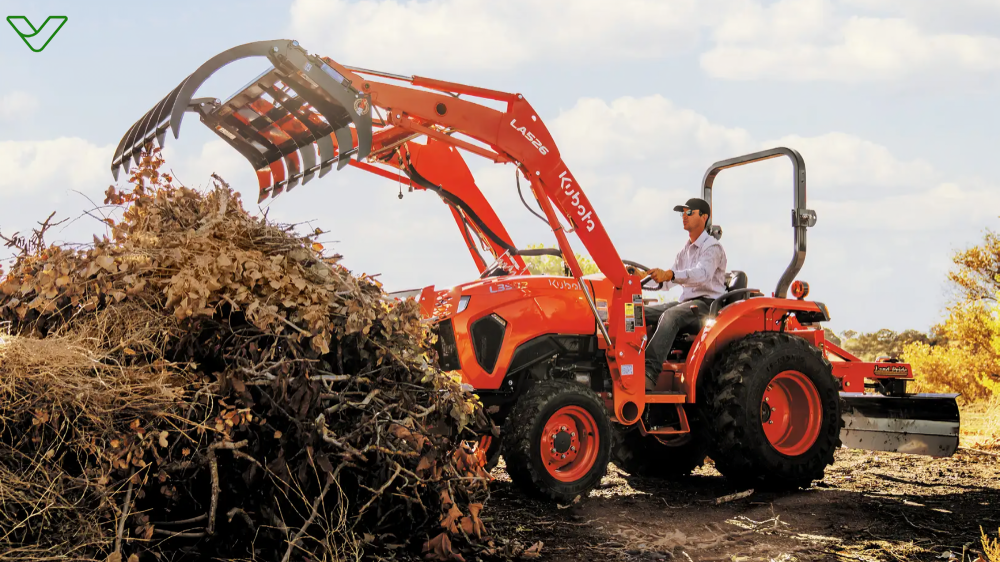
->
[649, 268, 674, 283]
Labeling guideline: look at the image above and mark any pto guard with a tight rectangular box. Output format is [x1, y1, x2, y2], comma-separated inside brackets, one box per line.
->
[840, 392, 960, 457]
[110, 39, 373, 203]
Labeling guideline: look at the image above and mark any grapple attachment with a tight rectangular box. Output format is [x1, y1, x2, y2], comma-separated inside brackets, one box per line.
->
[110, 39, 373, 202]
[840, 392, 960, 457]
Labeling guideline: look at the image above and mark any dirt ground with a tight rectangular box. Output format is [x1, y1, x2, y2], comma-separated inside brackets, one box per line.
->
[484, 446, 1000, 562]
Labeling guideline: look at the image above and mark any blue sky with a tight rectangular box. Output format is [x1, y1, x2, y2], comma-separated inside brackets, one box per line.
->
[2, 0, 1000, 334]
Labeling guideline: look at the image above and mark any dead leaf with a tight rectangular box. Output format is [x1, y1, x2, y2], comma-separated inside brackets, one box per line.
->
[422, 532, 464, 561]
[521, 541, 544, 559]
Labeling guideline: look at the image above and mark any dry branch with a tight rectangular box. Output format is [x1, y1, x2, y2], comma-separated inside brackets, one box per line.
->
[0, 147, 494, 561]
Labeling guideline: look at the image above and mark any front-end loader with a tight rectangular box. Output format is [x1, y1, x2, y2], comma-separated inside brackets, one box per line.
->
[111, 39, 961, 502]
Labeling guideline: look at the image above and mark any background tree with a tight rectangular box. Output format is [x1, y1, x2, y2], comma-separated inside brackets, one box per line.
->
[521, 243, 599, 276]
[824, 328, 841, 346]
[838, 328, 931, 361]
[948, 229, 1000, 302]
[899, 227, 1000, 400]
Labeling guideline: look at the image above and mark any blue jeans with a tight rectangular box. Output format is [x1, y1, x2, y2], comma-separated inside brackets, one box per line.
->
[644, 298, 711, 387]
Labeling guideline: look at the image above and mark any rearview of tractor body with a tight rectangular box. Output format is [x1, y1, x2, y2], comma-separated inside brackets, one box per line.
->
[109, 39, 961, 503]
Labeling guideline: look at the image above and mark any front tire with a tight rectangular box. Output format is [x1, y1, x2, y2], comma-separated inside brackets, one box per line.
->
[703, 332, 841, 490]
[611, 411, 708, 479]
[502, 380, 611, 502]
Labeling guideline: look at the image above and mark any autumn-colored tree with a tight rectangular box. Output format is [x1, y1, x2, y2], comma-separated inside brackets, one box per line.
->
[838, 328, 932, 362]
[948, 229, 1000, 302]
[900, 228, 1000, 400]
[903, 302, 1000, 399]
[521, 243, 600, 276]
[823, 328, 841, 346]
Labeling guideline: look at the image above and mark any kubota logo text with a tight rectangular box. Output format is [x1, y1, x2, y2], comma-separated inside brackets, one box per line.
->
[559, 171, 596, 232]
[510, 119, 550, 155]
[7, 16, 67, 52]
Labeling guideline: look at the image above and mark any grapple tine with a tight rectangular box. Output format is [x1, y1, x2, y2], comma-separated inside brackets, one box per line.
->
[299, 142, 317, 185]
[840, 392, 960, 457]
[334, 127, 354, 170]
[284, 151, 301, 191]
[110, 39, 375, 194]
[256, 167, 273, 203]
[112, 119, 143, 180]
[317, 134, 335, 178]
[269, 159, 287, 197]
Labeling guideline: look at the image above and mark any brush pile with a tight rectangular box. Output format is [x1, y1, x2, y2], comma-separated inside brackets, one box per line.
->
[0, 149, 505, 561]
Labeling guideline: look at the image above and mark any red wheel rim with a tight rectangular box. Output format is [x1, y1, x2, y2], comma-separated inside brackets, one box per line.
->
[540, 406, 600, 482]
[761, 370, 823, 456]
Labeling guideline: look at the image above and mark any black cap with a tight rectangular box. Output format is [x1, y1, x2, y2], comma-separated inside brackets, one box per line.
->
[673, 197, 710, 217]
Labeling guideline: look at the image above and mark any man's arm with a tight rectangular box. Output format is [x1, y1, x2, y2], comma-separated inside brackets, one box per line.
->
[672, 245, 724, 286]
[644, 250, 684, 290]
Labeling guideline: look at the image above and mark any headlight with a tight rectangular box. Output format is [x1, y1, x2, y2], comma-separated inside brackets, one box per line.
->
[457, 295, 471, 313]
[791, 280, 810, 300]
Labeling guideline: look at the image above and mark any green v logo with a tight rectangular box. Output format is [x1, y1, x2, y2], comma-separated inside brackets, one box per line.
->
[7, 16, 68, 52]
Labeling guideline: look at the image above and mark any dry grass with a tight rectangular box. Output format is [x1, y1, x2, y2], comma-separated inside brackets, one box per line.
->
[983, 526, 1000, 562]
[961, 395, 1000, 450]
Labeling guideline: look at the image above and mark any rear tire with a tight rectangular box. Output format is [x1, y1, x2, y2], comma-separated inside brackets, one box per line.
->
[703, 332, 841, 490]
[611, 410, 708, 479]
[502, 380, 611, 502]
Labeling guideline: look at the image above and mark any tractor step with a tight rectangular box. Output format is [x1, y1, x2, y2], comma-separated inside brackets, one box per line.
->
[644, 391, 686, 404]
[839, 392, 960, 457]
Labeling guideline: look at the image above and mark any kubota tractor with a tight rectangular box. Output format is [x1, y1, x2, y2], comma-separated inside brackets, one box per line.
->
[111, 39, 961, 502]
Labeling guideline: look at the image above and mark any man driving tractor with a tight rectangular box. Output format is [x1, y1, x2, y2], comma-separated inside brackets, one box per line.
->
[643, 197, 728, 390]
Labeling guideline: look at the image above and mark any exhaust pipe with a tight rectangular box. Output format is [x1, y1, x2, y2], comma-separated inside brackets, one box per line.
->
[839, 392, 960, 457]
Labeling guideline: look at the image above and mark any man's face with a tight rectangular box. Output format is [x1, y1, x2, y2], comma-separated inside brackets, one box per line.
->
[681, 209, 707, 232]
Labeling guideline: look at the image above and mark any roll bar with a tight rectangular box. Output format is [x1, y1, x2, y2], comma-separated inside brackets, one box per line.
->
[701, 147, 816, 299]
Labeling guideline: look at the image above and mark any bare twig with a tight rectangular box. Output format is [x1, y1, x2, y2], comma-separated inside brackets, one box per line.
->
[713, 488, 754, 505]
[152, 514, 208, 526]
[152, 529, 208, 539]
[227, 507, 255, 530]
[281, 474, 335, 562]
[208, 440, 248, 534]
[356, 464, 402, 516]
[114, 469, 136, 554]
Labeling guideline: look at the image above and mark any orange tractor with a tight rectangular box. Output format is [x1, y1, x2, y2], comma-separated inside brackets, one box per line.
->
[112, 39, 961, 502]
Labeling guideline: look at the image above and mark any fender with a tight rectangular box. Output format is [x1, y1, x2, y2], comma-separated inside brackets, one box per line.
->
[684, 297, 830, 403]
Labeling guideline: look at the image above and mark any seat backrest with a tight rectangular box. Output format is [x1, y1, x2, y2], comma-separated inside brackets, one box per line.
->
[725, 270, 747, 291]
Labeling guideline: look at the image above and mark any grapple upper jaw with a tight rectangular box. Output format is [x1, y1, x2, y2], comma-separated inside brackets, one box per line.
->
[110, 39, 373, 202]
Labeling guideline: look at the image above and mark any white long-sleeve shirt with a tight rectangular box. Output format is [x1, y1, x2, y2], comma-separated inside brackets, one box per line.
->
[646, 230, 727, 301]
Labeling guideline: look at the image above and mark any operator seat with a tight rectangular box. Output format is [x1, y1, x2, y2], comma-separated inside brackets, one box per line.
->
[664, 270, 749, 362]
[716, 270, 747, 309]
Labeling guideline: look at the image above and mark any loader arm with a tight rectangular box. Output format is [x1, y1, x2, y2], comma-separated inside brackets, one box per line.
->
[110, 39, 647, 425]
[349, 137, 527, 276]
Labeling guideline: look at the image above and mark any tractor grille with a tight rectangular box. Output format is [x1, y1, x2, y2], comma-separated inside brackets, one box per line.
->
[471, 314, 506, 373]
[434, 320, 462, 371]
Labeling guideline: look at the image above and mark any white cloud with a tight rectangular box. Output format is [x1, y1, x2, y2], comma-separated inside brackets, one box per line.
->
[764, 132, 937, 196]
[0, 138, 109, 196]
[549, 95, 755, 168]
[0, 91, 40, 121]
[701, 0, 1000, 82]
[286, 0, 1000, 84]
[287, 0, 704, 71]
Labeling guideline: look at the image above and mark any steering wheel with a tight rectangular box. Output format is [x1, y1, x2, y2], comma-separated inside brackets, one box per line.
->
[622, 260, 660, 289]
